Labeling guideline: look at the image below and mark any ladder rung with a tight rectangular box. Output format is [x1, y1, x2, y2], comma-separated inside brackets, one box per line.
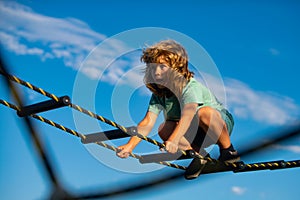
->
[139, 151, 194, 163]
[17, 95, 70, 117]
[81, 126, 133, 144]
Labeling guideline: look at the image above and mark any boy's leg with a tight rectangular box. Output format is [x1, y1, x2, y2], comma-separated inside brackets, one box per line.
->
[184, 115, 213, 154]
[185, 107, 239, 180]
[196, 106, 239, 162]
[158, 121, 194, 151]
[197, 106, 231, 149]
[184, 114, 213, 180]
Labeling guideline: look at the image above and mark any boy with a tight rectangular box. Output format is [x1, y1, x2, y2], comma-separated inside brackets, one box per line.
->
[117, 40, 239, 179]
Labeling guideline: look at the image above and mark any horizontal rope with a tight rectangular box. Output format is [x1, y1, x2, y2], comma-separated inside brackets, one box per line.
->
[0, 100, 84, 139]
[5, 72, 291, 170]
[0, 99, 186, 170]
[2, 99, 300, 173]
[201, 159, 300, 175]
[0, 63, 62, 191]
[0, 72, 60, 102]
[0, 72, 251, 169]
[240, 160, 300, 171]
[0, 72, 244, 167]
[0, 72, 198, 158]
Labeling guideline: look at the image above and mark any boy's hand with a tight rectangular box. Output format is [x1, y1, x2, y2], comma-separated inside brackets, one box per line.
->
[117, 144, 133, 158]
[165, 140, 179, 154]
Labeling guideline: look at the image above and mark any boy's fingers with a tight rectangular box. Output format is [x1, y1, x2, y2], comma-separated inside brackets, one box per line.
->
[165, 141, 179, 154]
[160, 147, 166, 152]
[116, 148, 122, 153]
[116, 148, 131, 158]
[116, 148, 125, 157]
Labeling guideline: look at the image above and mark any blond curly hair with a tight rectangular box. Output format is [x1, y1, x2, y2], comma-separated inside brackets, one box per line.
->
[141, 40, 194, 97]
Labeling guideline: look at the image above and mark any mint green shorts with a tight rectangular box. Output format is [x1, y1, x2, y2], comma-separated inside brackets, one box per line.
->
[219, 109, 234, 135]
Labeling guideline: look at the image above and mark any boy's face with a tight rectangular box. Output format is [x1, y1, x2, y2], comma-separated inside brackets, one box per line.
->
[150, 56, 170, 86]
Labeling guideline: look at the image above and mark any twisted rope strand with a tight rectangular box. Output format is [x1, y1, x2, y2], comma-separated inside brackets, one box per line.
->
[0, 99, 186, 170]
[2, 73, 191, 156]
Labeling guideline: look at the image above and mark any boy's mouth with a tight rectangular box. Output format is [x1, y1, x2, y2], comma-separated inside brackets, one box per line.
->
[155, 76, 163, 83]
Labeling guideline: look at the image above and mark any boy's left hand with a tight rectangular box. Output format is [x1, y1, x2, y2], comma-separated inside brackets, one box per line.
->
[165, 140, 179, 154]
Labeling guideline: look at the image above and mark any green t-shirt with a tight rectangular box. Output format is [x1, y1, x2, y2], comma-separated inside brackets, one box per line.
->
[148, 78, 224, 121]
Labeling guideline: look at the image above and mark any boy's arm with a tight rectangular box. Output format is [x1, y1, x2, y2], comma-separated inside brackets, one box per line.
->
[165, 103, 198, 153]
[117, 111, 157, 158]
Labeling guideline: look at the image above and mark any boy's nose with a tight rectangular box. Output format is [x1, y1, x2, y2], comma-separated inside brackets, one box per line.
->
[155, 66, 161, 75]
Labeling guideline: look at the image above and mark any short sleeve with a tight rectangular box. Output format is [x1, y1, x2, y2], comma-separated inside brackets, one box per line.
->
[148, 94, 163, 115]
[181, 79, 204, 106]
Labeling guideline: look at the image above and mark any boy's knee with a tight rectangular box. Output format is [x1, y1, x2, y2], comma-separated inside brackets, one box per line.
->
[198, 107, 222, 126]
[198, 106, 215, 124]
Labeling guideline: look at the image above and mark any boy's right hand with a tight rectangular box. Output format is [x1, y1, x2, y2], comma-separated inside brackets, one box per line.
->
[117, 144, 133, 158]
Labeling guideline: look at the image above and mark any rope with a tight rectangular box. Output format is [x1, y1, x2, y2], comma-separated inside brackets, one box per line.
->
[0, 100, 84, 139]
[0, 72, 251, 169]
[0, 99, 186, 170]
[2, 99, 300, 173]
[201, 159, 300, 175]
[0, 72, 189, 155]
[2, 73, 60, 101]
[1, 72, 270, 169]
[0, 62, 63, 193]
[0, 72, 242, 169]
[2, 61, 299, 199]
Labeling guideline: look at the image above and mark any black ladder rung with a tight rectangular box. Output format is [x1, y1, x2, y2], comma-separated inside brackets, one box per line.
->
[17, 95, 71, 117]
[81, 126, 134, 144]
[139, 151, 195, 164]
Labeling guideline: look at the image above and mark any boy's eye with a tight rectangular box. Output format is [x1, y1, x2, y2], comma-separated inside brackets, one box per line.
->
[159, 64, 168, 69]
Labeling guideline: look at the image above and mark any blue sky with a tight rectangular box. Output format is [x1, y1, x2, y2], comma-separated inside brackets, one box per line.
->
[1, 0, 300, 199]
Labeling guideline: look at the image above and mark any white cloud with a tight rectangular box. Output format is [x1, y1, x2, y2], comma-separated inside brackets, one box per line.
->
[0, 1, 144, 95]
[0, 31, 45, 56]
[1, 1, 299, 126]
[80, 46, 143, 85]
[0, 1, 106, 69]
[225, 78, 300, 125]
[198, 75, 300, 126]
[272, 144, 300, 154]
[231, 186, 247, 195]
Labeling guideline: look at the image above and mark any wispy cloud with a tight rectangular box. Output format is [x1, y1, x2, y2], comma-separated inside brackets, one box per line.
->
[0, 1, 142, 82]
[272, 144, 300, 154]
[199, 75, 300, 126]
[82, 46, 143, 86]
[224, 78, 300, 125]
[1, 1, 299, 126]
[231, 186, 247, 195]
[0, 1, 106, 69]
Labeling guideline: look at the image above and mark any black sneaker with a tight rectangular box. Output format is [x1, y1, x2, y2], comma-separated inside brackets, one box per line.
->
[184, 157, 207, 180]
[184, 151, 210, 180]
[218, 150, 240, 163]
